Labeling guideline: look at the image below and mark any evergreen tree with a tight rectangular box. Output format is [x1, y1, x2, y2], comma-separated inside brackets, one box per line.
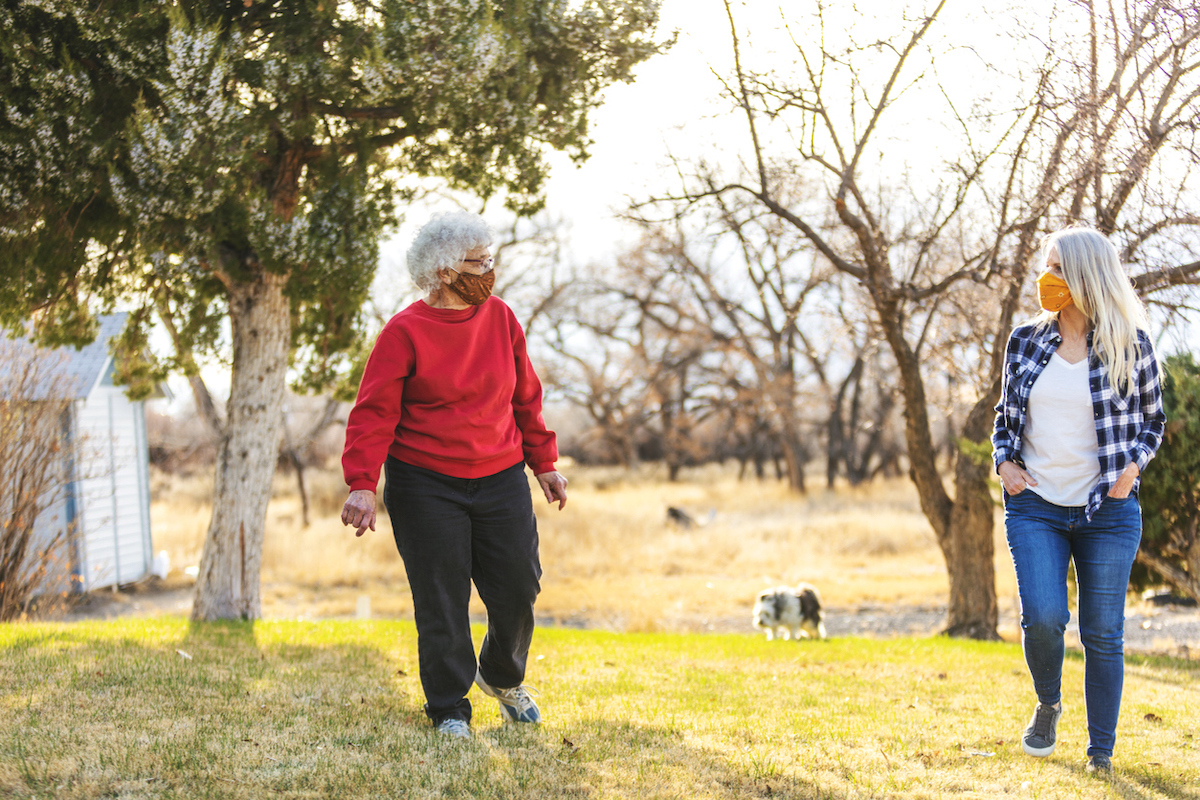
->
[1135, 354, 1200, 603]
[0, 0, 666, 619]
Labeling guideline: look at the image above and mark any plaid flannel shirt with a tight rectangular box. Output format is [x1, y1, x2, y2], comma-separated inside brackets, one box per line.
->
[992, 321, 1165, 521]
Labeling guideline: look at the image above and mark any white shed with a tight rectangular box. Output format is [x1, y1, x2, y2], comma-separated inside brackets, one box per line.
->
[32, 313, 161, 592]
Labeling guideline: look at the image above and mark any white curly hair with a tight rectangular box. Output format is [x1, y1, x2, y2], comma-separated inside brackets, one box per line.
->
[406, 211, 494, 294]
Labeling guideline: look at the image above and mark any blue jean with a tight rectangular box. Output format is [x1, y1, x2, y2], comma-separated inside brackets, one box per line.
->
[1004, 489, 1142, 758]
[383, 458, 542, 725]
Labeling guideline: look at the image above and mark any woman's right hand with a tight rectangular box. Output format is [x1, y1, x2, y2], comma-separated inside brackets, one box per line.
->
[998, 461, 1038, 496]
[342, 490, 377, 537]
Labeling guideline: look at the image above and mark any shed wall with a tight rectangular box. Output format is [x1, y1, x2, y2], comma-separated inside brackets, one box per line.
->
[73, 387, 152, 591]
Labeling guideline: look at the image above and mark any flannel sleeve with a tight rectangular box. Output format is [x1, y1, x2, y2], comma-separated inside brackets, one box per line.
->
[1130, 333, 1166, 471]
[992, 334, 1019, 472]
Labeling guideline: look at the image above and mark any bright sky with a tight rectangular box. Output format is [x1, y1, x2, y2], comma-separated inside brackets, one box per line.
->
[376, 0, 746, 289]
[171, 0, 1196, 410]
[377, 0, 1023, 280]
[535, 0, 741, 257]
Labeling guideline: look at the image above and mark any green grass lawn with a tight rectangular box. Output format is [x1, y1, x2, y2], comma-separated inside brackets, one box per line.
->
[1, 620, 1197, 799]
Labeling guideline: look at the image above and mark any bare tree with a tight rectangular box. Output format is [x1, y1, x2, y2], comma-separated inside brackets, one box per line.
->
[542, 335, 653, 467]
[540, 248, 696, 469]
[604, 202, 833, 490]
[640, 0, 1200, 638]
[279, 396, 343, 528]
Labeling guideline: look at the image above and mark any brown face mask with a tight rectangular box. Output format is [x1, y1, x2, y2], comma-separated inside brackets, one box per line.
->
[449, 268, 495, 306]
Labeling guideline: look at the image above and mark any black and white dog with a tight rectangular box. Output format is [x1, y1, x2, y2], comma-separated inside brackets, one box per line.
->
[753, 583, 826, 640]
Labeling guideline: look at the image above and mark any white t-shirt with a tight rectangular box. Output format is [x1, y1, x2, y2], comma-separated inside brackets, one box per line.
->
[1022, 352, 1101, 507]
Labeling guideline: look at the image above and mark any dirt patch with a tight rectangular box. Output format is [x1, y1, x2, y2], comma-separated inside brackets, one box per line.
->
[45, 575, 196, 620]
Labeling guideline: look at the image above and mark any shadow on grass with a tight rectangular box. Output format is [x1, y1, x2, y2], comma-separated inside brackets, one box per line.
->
[0, 621, 843, 799]
[1056, 760, 1200, 800]
[396, 717, 835, 799]
[10, 622, 1195, 799]
[0, 620, 421, 797]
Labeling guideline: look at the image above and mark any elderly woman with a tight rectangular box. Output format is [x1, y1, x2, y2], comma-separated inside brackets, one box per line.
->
[993, 227, 1164, 778]
[341, 211, 568, 739]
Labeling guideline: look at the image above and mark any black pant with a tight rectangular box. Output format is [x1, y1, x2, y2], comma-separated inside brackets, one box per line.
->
[383, 457, 542, 724]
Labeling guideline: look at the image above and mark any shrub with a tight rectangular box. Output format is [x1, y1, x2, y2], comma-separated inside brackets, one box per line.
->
[0, 338, 79, 619]
[1134, 353, 1200, 601]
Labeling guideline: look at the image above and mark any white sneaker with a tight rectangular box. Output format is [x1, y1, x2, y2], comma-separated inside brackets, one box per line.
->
[436, 718, 471, 738]
[474, 669, 541, 723]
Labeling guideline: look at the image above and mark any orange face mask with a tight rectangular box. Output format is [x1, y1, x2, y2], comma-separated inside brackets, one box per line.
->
[1036, 271, 1074, 312]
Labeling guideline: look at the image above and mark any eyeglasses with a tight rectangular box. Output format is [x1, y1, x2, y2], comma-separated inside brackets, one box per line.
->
[458, 256, 494, 274]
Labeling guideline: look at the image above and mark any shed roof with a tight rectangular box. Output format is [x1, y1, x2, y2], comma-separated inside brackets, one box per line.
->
[53, 313, 129, 400]
[2, 313, 128, 401]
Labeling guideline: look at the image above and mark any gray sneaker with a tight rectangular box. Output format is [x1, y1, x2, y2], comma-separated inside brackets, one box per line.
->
[1086, 754, 1113, 778]
[474, 669, 541, 723]
[1022, 702, 1062, 757]
[436, 718, 471, 739]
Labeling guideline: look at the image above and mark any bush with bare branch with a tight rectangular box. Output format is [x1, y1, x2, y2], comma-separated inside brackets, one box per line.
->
[0, 338, 78, 620]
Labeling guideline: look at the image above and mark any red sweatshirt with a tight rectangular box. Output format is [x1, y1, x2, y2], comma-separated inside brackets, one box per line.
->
[342, 297, 558, 492]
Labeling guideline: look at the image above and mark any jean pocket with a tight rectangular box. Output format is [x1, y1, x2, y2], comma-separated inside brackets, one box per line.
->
[1003, 488, 1031, 512]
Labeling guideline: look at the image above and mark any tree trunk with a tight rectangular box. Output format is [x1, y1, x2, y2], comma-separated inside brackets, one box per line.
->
[779, 429, 807, 493]
[879, 301, 999, 639]
[191, 271, 290, 621]
[942, 393, 1001, 639]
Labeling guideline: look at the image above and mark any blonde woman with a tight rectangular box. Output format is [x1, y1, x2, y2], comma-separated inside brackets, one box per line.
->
[992, 227, 1164, 778]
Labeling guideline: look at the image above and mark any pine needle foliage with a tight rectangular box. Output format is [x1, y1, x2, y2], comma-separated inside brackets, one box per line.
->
[0, 0, 667, 389]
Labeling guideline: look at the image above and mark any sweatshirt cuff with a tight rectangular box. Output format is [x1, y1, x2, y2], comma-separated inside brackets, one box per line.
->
[349, 480, 378, 494]
[529, 461, 556, 476]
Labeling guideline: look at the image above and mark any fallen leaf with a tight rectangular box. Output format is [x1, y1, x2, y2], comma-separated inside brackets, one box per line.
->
[1145, 713, 1163, 723]
[959, 745, 995, 757]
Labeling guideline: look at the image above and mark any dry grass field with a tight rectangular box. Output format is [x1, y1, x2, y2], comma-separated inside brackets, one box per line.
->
[149, 462, 1020, 637]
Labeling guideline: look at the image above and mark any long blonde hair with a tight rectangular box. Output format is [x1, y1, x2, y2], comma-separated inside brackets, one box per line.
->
[1036, 227, 1149, 396]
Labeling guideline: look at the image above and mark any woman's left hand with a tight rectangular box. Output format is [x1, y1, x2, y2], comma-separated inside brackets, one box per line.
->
[1107, 461, 1140, 498]
[536, 470, 569, 510]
